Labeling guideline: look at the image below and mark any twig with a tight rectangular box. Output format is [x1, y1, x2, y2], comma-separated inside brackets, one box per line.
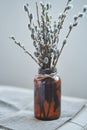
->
[54, 40, 66, 68]
[36, 2, 40, 27]
[66, 0, 73, 7]
[57, 0, 73, 34]
[66, 24, 73, 38]
[9, 36, 42, 67]
[10, 2, 87, 69]
[54, 6, 87, 68]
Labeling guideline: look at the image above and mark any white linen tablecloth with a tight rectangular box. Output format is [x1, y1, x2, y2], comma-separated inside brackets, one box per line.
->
[0, 86, 87, 130]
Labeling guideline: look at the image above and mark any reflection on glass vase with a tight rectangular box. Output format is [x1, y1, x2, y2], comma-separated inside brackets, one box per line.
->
[34, 68, 61, 120]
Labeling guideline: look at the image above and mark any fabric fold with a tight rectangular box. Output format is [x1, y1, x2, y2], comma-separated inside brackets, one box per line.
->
[0, 86, 87, 130]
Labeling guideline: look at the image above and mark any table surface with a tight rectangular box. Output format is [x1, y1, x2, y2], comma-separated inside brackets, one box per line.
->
[0, 85, 87, 130]
[59, 105, 87, 130]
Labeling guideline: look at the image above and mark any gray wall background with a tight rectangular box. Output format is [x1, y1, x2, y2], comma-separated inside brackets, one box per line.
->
[0, 0, 87, 98]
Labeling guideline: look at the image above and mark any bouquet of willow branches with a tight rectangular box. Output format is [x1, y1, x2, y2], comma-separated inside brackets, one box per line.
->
[10, 0, 87, 69]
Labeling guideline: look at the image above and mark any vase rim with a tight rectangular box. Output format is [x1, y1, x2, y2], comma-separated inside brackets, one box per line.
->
[38, 67, 57, 74]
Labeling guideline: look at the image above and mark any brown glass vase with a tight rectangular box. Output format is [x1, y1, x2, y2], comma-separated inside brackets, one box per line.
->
[34, 68, 61, 120]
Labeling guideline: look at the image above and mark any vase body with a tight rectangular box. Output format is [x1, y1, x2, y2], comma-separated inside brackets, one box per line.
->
[34, 68, 61, 120]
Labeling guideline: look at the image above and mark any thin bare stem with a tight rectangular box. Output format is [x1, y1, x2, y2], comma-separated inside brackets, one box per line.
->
[59, 43, 66, 57]
[54, 42, 66, 68]
[36, 2, 40, 27]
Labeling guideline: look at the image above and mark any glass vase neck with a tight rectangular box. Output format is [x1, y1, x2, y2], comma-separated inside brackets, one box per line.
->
[38, 68, 57, 74]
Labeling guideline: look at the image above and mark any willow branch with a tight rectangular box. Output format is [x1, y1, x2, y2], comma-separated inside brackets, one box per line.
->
[66, 26, 73, 38]
[9, 36, 42, 67]
[57, 0, 73, 34]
